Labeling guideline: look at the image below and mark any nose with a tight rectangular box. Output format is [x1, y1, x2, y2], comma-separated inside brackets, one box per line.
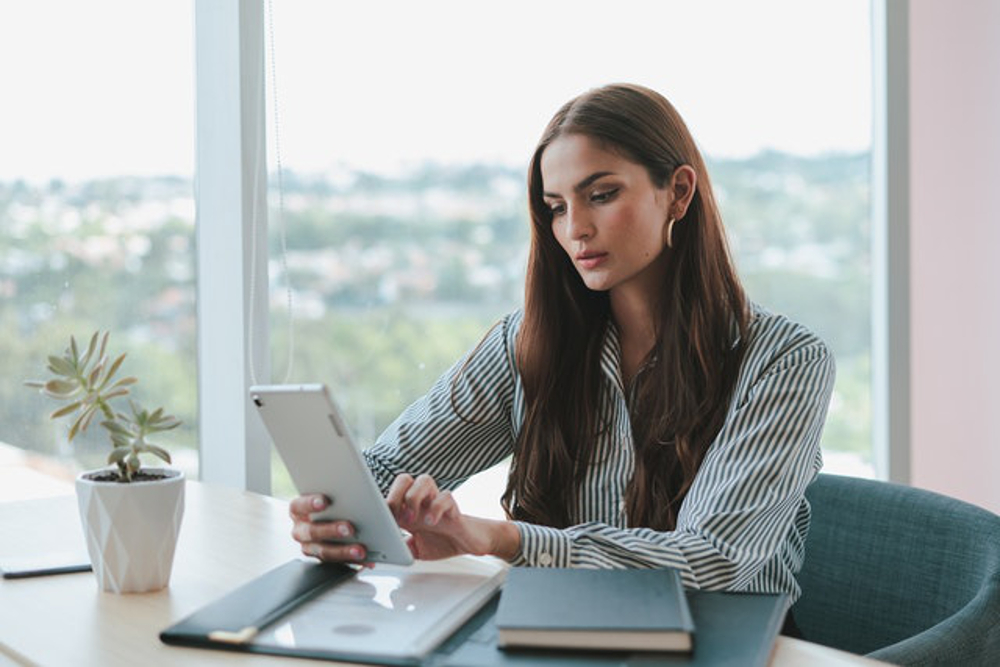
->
[565, 205, 594, 241]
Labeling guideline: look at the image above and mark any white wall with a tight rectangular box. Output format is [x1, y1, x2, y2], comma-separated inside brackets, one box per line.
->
[908, 0, 1000, 512]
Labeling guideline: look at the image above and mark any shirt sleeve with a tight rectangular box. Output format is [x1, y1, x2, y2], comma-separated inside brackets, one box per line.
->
[510, 336, 835, 594]
[364, 313, 519, 494]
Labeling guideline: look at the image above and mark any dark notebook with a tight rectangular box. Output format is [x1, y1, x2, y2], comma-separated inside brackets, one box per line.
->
[443, 590, 787, 667]
[495, 567, 694, 652]
[161, 560, 788, 667]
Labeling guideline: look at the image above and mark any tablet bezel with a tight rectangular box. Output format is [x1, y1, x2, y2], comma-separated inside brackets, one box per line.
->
[250, 383, 414, 566]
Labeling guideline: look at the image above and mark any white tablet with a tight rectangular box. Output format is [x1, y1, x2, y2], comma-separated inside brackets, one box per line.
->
[250, 383, 414, 566]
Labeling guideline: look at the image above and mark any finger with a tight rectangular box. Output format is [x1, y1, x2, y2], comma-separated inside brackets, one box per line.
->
[291, 519, 355, 544]
[302, 541, 367, 563]
[404, 474, 440, 519]
[422, 490, 457, 527]
[289, 494, 329, 519]
[386, 473, 416, 520]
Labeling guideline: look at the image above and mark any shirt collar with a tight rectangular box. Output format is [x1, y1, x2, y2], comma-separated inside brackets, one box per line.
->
[600, 318, 625, 394]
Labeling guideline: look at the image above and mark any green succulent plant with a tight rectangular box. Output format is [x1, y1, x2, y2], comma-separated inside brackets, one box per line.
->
[25, 331, 180, 482]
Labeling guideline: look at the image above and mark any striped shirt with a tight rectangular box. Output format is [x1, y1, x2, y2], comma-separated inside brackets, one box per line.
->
[364, 303, 835, 603]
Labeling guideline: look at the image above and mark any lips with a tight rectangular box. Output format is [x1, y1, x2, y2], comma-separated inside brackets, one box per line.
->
[575, 251, 608, 270]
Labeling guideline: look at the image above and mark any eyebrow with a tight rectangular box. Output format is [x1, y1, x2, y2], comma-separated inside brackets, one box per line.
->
[543, 171, 616, 199]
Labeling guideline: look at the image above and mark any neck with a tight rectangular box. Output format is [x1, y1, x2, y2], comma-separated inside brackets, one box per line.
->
[610, 287, 658, 386]
[608, 250, 669, 358]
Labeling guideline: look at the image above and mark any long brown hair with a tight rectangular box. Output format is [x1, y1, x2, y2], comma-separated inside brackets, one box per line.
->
[503, 83, 749, 531]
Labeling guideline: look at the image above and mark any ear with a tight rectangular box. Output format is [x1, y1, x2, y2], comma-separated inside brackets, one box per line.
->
[669, 165, 697, 219]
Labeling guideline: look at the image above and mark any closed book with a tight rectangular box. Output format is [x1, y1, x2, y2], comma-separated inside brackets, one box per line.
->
[495, 567, 694, 652]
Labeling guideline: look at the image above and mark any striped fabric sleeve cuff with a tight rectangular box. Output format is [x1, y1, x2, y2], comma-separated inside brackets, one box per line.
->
[362, 449, 397, 496]
[510, 521, 572, 568]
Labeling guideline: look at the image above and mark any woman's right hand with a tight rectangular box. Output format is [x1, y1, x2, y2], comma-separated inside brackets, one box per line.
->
[289, 493, 368, 563]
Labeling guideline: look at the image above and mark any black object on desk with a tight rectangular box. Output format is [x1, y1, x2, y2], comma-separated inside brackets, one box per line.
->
[442, 591, 786, 667]
[0, 551, 92, 579]
[161, 560, 788, 667]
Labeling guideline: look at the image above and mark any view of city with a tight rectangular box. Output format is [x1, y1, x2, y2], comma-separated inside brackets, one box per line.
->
[0, 150, 872, 491]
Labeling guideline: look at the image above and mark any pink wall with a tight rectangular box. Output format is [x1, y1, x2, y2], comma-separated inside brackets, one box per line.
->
[909, 0, 1000, 513]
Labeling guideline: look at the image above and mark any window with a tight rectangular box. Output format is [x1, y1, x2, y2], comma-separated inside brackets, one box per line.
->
[261, 0, 874, 512]
[0, 1, 874, 506]
[0, 2, 197, 501]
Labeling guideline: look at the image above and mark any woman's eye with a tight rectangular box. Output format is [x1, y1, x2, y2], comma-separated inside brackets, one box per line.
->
[547, 202, 566, 217]
[591, 188, 618, 204]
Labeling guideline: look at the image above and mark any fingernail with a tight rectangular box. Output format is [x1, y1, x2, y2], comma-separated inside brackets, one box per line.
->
[312, 497, 325, 510]
[338, 523, 350, 537]
[350, 546, 364, 560]
[424, 514, 436, 526]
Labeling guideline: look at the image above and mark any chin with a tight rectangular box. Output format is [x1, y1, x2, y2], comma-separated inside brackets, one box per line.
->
[580, 277, 614, 292]
[574, 268, 617, 292]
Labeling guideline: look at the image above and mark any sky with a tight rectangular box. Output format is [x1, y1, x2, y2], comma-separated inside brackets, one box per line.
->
[0, 0, 872, 182]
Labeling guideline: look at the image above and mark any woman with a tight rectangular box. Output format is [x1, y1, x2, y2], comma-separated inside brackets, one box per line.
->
[290, 84, 834, 621]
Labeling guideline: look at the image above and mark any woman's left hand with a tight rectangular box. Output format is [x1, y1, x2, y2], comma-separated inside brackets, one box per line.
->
[385, 473, 520, 561]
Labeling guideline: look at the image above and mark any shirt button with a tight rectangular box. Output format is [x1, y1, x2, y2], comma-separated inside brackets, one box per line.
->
[538, 552, 553, 566]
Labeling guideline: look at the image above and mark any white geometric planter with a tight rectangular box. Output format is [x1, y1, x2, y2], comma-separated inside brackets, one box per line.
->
[75, 467, 185, 594]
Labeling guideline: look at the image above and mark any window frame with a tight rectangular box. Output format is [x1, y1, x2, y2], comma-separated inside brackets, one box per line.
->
[194, 0, 271, 493]
[871, 0, 909, 484]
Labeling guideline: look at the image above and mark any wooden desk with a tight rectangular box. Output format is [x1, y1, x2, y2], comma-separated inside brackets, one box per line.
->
[0, 483, 888, 666]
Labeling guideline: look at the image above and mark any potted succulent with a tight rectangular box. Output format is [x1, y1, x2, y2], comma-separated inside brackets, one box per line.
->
[26, 331, 185, 594]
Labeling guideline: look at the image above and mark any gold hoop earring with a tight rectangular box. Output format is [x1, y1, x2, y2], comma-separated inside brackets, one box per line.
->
[666, 217, 677, 249]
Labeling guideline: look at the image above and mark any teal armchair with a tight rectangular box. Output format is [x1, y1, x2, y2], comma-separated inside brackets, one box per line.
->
[794, 473, 1000, 666]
